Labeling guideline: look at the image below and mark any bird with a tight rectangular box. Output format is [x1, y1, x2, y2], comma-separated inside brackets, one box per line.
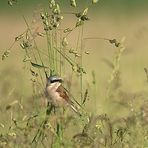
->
[45, 75, 81, 116]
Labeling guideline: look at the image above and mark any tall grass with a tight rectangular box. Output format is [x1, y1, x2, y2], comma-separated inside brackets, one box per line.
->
[1, 0, 148, 147]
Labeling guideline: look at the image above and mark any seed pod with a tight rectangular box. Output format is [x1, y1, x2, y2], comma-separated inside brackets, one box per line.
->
[56, 4, 61, 14]
[45, 12, 49, 18]
[115, 42, 120, 47]
[26, 32, 29, 40]
[8, 1, 13, 6]
[37, 32, 44, 37]
[49, 26, 53, 30]
[30, 68, 38, 77]
[76, 18, 84, 27]
[53, 22, 59, 28]
[44, 26, 49, 31]
[50, 0, 56, 7]
[56, 15, 64, 22]
[43, 20, 49, 26]
[53, 4, 60, 14]
[20, 41, 31, 49]
[70, 0, 76, 7]
[69, 48, 74, 53]
[40, 12, 46, 20]
[81, 15, 89, 21]
[62, 37, 68, 47]
[50, 19, 54, 25]
[85, 51, 90, 54]
[75, 12, 81, 18]
[20, 43, 25, 49]
[82, 8, 88, 16]
[64, 28, 72, 33]
[2, 50, 10, 60]
[75, 53, 81, 57]
[15, 34, 24, 41]
[72, 65, 77, 72]
[23, 55, 31, 62]
[49, 3, 53, 9]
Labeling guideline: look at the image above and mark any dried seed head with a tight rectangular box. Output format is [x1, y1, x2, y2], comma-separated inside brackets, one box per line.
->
[53, 4, 60, 14]
[8, 132, 16, 137]
[43, 20, 49, 26]
[40, 12, 46, 20]
[8, 0, 13, 6]
[49, 3, 53, 9]
[76, 18, 84, 27]
[81, 15, 89, 21]
[75, 53, 81, 57]
[85, 51, 90, 54]
[53, 22, 59, 28]
[64, 28, 72, 33]
[62, 37, 68, 47]
[15, 34, 24, 41]
[56, 15, 64, 22]
[75, 12, 82, 18]
[69, 48, 74, 53]
[49, 0, 56, 9]
[72, 65, 77, 72]
[49, 26, 53, 30]
[20, 40, 31, 49]
[82, 8, 88, 16]
[20, 43, 25, 49]
[77, 65, 86, 74]
[2, 50, 10, 60]
[115, 42, 121, 47]
[70, 0, 77, 7]
[56, 4, 60, 13]
[36, 32, 44, 37]
[109, 39, 121, 47]
[45, 12, 49, 18]
[30, 68, 38, 77]
[23, 55, 31, 62]
[26, 32, 29, 40]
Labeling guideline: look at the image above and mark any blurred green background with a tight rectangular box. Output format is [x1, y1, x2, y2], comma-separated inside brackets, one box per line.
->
[1, 0, 148, 15]
[0, 1, 148, 147]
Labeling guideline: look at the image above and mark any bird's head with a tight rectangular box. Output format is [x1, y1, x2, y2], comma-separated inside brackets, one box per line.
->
[47, 75, 63, 86]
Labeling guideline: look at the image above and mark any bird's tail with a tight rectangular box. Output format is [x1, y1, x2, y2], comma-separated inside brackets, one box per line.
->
[69, 103, 82, 116]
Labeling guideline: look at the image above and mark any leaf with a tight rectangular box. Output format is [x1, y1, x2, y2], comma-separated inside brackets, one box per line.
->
[30, 62, 48, 69]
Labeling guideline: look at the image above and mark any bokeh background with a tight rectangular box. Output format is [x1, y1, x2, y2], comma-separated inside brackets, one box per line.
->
[0, 1, 148, 147]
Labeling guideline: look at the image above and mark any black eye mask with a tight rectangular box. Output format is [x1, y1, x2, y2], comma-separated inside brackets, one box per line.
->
[50, 79, 63, 83]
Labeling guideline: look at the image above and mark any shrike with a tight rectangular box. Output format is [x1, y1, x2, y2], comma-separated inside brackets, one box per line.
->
[45, 75, 81, 116]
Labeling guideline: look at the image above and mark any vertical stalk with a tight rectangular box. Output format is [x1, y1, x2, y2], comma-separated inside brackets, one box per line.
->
[23, 16, 45, 89]
[80, 26, 84, 104]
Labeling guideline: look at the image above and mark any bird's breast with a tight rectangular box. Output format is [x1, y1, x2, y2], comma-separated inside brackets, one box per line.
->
[46, 83, 67, 107]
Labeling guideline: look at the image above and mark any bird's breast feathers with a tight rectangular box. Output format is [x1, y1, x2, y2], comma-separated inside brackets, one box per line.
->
[46, 82, 69, 106]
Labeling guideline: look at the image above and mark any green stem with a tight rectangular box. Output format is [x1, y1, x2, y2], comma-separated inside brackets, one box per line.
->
[23, 16, 45, 88]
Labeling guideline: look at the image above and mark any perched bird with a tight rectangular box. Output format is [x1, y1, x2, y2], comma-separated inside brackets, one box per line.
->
[45, 75, 81, 116]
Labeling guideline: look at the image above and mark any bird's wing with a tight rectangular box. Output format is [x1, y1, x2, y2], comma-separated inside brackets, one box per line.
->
[56, 85, 81, 116]
[56, 85, 70, 103]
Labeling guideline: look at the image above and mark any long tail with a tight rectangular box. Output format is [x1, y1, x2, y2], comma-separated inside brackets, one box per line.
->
[69, 103, 82, 116]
